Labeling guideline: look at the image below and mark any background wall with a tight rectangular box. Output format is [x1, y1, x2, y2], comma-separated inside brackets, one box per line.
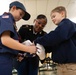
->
[0, 0, 76, 33]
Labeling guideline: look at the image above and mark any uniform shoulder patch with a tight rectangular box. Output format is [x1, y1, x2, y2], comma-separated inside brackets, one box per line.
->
[2, 15, 9, 18]
[22, 25, 30, 28]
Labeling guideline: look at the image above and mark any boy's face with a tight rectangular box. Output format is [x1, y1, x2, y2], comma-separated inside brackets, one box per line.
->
[51, 12, 64, 25]
[10, 6, 25, 21]
[33, 19, 46, 33]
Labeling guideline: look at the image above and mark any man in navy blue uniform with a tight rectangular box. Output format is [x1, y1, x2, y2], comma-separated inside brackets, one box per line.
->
[17, 14, 47, 75]
[34, 6, 76, 75]
[0, 1, 36, 75]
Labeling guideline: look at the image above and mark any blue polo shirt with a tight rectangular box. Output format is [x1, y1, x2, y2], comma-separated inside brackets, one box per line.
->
[0, 13, 19, 55]
[34, 18, 76, 63]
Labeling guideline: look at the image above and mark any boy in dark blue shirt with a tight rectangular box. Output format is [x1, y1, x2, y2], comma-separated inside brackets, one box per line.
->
[34, 6, 76, 75]
[0, 1, 36, 75]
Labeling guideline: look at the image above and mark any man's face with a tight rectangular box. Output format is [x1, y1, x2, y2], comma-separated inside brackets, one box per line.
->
[34, 19, 47, 32]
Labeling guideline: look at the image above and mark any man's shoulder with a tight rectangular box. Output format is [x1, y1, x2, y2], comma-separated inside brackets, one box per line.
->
[21, 24, 33, 29]
[1, 12, 11, 19]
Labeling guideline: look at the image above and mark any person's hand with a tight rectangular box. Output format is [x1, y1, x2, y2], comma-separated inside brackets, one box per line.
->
[16, 53, 24, 62]
[29, 45, 37, 54]
[22, 40, 36, 54]
[17, 56, 24, 62]
[36, 43, 45, 60]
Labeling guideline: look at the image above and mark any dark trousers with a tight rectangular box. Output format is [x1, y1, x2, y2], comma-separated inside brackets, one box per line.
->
[0, 53, 14, 75]
[16, 55, 39, 75]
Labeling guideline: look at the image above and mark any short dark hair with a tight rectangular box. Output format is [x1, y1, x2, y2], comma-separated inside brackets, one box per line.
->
[36, 14, 47, 23]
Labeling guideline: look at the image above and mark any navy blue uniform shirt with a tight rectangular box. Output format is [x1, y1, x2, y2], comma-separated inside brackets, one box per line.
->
[0, 13, 19, 55]
[34, 18, 76, 63]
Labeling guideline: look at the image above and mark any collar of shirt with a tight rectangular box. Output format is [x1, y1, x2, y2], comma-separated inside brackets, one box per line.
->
[33, 29, 37, 35]
[33, 29, 42, 35]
